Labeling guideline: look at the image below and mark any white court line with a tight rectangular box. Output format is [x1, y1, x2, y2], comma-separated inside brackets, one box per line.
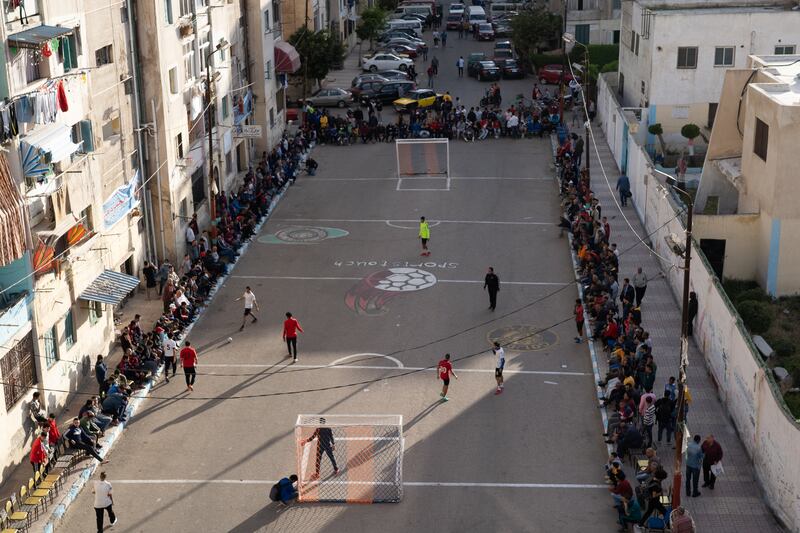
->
[230, 275, 568, 287]
[271, 218, 552, 226]
[329, 353, 404, 368]
[200, 363, 591, 377]
[110, 479, 607, 489]
[307, 177, 551, 181]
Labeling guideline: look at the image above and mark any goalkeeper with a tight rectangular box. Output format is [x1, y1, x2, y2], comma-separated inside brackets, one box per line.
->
[301, 418, 340, 478]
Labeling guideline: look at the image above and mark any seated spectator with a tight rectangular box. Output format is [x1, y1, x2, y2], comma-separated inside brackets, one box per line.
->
[617, 495, 643, 532]
[80, 412, 104, 447]
[101, 392, 128, 424]
[64, 418, 108, 464]
[616, 423, 644, 459]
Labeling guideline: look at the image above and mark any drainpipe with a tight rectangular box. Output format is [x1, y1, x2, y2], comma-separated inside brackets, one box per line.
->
[126, 0, 158, 262]
[151, 99, 167, 262]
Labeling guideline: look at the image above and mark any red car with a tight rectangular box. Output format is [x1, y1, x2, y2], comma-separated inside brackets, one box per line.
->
[538, 64, 580, 85]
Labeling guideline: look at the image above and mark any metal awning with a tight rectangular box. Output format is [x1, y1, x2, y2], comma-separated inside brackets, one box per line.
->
[274, 40, 301, 74]
[79, 270, 140, 305]
[21, 123, 81, 166]
[8, 25, 73, 50]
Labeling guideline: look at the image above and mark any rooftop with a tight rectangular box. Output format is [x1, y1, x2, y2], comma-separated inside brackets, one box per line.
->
[636, 0, 795, 9]
[749, 55, 800, 107]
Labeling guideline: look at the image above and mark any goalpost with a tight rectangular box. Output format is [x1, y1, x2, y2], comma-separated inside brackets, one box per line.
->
[295, 414, 404, 503]
[395, 138, 450, 179]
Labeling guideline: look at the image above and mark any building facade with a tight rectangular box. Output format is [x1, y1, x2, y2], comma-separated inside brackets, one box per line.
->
[0, 0, 144, 474]
[693, 55, 800, 296]
[565, 0, 621, 46]
[618, 0, 798, 146]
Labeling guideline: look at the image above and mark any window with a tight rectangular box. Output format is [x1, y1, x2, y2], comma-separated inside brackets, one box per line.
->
[176, 133, 184, 159]
[677, 47, 698, 69]
[72, 120, 95, 152]
[183, 42, 196, 81]
[576, 0, 584, 9]
[641, 80, 646, 94]
[264, 9, 271, 32]
[64, 310, 76, 350]
[269, 108, 275, 128]
[95, 44, 113, 67]
[714, 46, 734, 67]
[575, 24, 590, 45]
[225, 151, 233, 175]
[164, 0, 174, 24]
[88, 300, 102, 326]
[1, 333, 37, 411]
[613, 30, 620, 44]
[753, 118, 768, 162]
[199, 32, 211, 71]
[265, 59, 272, 79]
[102, 114, 121, 140]
[179, 0, 192, 16]
[273, 2, 282, 34]
[612, 0, 621, 8]
[191, 168, 206, 208]
[629, 31, 639, 56]
[195, 0, 209, 9]
[774, 44, 796, 55]
[221, 95, 229, 119]
[78, 206, 93, 231]
[43, 326, 58, 368]
[169, 67, 178, 94]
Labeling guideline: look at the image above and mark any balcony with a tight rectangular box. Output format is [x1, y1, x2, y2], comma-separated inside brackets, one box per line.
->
[3, 0, 41, 30]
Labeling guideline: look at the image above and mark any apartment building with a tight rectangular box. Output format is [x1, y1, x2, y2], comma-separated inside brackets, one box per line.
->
[617, 0, 797, 145]
[0, 0, 144, 474]
[565, 0, 621, 45]
[694, 55, 800, 296]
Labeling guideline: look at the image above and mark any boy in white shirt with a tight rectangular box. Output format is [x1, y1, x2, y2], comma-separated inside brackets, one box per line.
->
[92, 471, 117, 532]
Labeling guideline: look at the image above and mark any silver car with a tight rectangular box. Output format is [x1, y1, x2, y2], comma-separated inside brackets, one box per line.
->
[302, 87, 353, 108]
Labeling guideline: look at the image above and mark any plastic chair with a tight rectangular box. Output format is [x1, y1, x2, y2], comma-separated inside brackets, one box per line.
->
[19, 485, 42, 521]
[32, 471, 54, 503]
[4, 498, 27, 530]
[1, 507, 22, 533]
[643, 505, 672, 532]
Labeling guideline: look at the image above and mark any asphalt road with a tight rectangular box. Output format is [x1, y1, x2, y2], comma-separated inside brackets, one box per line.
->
[56, 24, 619, 533]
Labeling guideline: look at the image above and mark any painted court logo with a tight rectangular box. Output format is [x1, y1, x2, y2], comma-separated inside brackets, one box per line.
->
[258, 226, 349, 244]
[346, 268, 437, 315]
[487, 325, 559, 352]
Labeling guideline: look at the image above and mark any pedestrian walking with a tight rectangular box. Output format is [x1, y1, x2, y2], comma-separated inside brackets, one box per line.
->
[440, 30, 447, 47]
[574, 299, 584, 343]
[492, 341, 505, 395]
[433, 30, 439, 48]
[633, 267, 648, 306]
[142, 260, 157, 300]
[437, 353, 458, 401]
[162, 332, 178, 383]
[95, 355, 107, 396]
[419, 216, 431, 256]
[92, 471, 117, 533]
[427, 65, 434, 88]
[422, 46, 428, 61]
[458, 22, 464, 38]
[300, 418, 339, 478]
[456, 56, 464, 78]
[616, 174, 631, 206]
[483, 267, 500, 310]
[179, 341, 198, 392]
[431, 56, 439, 75]
[283, 312, 304, 362]
[573, 135, 584, 167]
[236, 286, 260, 330]
[685, 434, 703, 498]
[701, 434, 723, 490]
[687, 292, 698, 336]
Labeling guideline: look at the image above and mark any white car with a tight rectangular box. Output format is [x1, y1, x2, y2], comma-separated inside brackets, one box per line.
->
[362, 53, 413, 72]
[449, 3, 465, 14]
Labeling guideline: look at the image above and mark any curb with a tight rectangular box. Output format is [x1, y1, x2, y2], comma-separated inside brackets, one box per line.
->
[40, 162, 299, 533]
[549, 135, 612, 455]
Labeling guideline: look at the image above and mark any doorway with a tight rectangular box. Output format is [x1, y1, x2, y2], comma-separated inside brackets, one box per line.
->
[700, 239, 726, 279]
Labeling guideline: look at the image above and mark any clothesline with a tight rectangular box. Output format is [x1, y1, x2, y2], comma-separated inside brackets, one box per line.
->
[1, 68, 90, 107]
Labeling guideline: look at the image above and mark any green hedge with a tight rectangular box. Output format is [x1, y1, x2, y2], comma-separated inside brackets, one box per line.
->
[738, 300, 773, 334]
[569, 44, 619, 69]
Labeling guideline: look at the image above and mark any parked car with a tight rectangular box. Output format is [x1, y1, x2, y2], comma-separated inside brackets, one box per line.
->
[501, 58, 524, 79]
[375, 69, 412, 81]
[361, 80, 417, 104]
[378, 29, 421, 44]
[476, 60, 501, 81]
[493, 22, 512, 37]
[380, 43, 419, 58]
[492, 48, 514, 67]
[494, 40, 513, 51]
[393, 88, 442, 111]
[362, 53, 413, 72]
[350, 78, 389, 100]
[538, 64, 580, 85]
[385, 37, 427, 53]
[446, 13, 463, 29]
[351, 73, 390, 87]
[449, 2, 465, 14]
[299, 87, 353, 108]
[477, 22, 495, 40]
[466, 52, 487, 76]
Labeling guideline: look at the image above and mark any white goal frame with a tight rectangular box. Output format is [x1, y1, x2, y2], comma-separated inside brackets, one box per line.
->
[395, 138, 450, 189]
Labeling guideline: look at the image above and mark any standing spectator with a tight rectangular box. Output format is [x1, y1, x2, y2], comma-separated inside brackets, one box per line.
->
[283, 312, 304, 362]
[685, 434, 703, 497]
[619, 278, 635, 312]
[432, 30, 440, 48]
[615, 174, 631, 207]
[419, 217, 431, 256]
[701, 434, 723, 490]
[677, 154, 688, 187]
[655, 390, 676, 445]
[92, 471, 117, 533]
[440, 29, 447, 48]
[157, 260, 171, 295]
[29, 430, 48, 474]
[437, 353, 458, 401]
[483, 267, 500, 311]
[641, 396, 656, 448]
[179, 341, 198, 392]
[492, 341, 505, 395]
[162, 332, 178, 383]
[236, 286, 260, 331]
[95, 355, 107, 396]
[632, 267, 648, 306]
[687, 292, 698, 336]
[29, 391, 47, 425]
[142, 260, 157, 300]
[431, 56, 439, 75]
[426, 64, 435, 88]
[574, 299, 585, 343]
[456, 56, 465, 78]
[47, 413, 61, 446]
[573, 135, 584, 167]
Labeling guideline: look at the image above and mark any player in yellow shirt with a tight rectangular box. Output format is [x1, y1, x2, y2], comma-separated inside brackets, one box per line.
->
[419, 216, 431, 256]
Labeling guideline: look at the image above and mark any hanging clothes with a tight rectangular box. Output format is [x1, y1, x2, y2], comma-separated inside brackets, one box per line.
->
[56, 80, 68, 112]
[61, 36, 73, 71]
[41, 41, 52, 58]
[15, 96, 33, 124]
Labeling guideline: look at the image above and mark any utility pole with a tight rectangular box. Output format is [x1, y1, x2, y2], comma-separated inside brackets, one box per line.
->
[205, 39, 230, 223]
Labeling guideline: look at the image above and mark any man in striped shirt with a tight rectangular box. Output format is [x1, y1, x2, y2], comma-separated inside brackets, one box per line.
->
[641, 395, 656, 448]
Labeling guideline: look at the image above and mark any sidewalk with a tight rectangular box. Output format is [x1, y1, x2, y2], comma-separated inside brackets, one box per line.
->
[585, 124, 783, 531]
[0, 291, 162, 531]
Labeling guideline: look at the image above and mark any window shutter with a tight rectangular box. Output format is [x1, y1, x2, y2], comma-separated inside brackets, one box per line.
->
[80, 120, 95, 152]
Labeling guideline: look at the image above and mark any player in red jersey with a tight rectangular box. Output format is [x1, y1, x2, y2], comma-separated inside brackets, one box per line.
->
[437, 353, 458, 401]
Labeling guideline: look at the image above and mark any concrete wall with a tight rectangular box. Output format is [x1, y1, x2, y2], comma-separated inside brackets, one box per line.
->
[566, 0, 621, 45]
[693, 213, 760, 280]
[598, 73, 800, 530]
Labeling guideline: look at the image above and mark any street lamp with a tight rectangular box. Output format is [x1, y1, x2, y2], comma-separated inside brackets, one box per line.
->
[205, 37, 230, 222]
[562, 32, 591, 182]
[652, 166, 693, 510]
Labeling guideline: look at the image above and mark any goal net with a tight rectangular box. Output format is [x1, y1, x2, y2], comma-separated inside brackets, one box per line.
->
[395, 138, 450, 178]
[295, 414, 404, 503]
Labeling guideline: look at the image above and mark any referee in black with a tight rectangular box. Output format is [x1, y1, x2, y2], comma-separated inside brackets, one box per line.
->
[484, 267, 500, 311]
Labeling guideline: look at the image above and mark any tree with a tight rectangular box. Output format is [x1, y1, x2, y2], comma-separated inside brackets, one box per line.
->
[356, 7, 388, 52]
[681, 123, 701, 156]
[510, 7, 562, 62]
[648, 123, 667, 157]
[289, 28, 345, 97]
